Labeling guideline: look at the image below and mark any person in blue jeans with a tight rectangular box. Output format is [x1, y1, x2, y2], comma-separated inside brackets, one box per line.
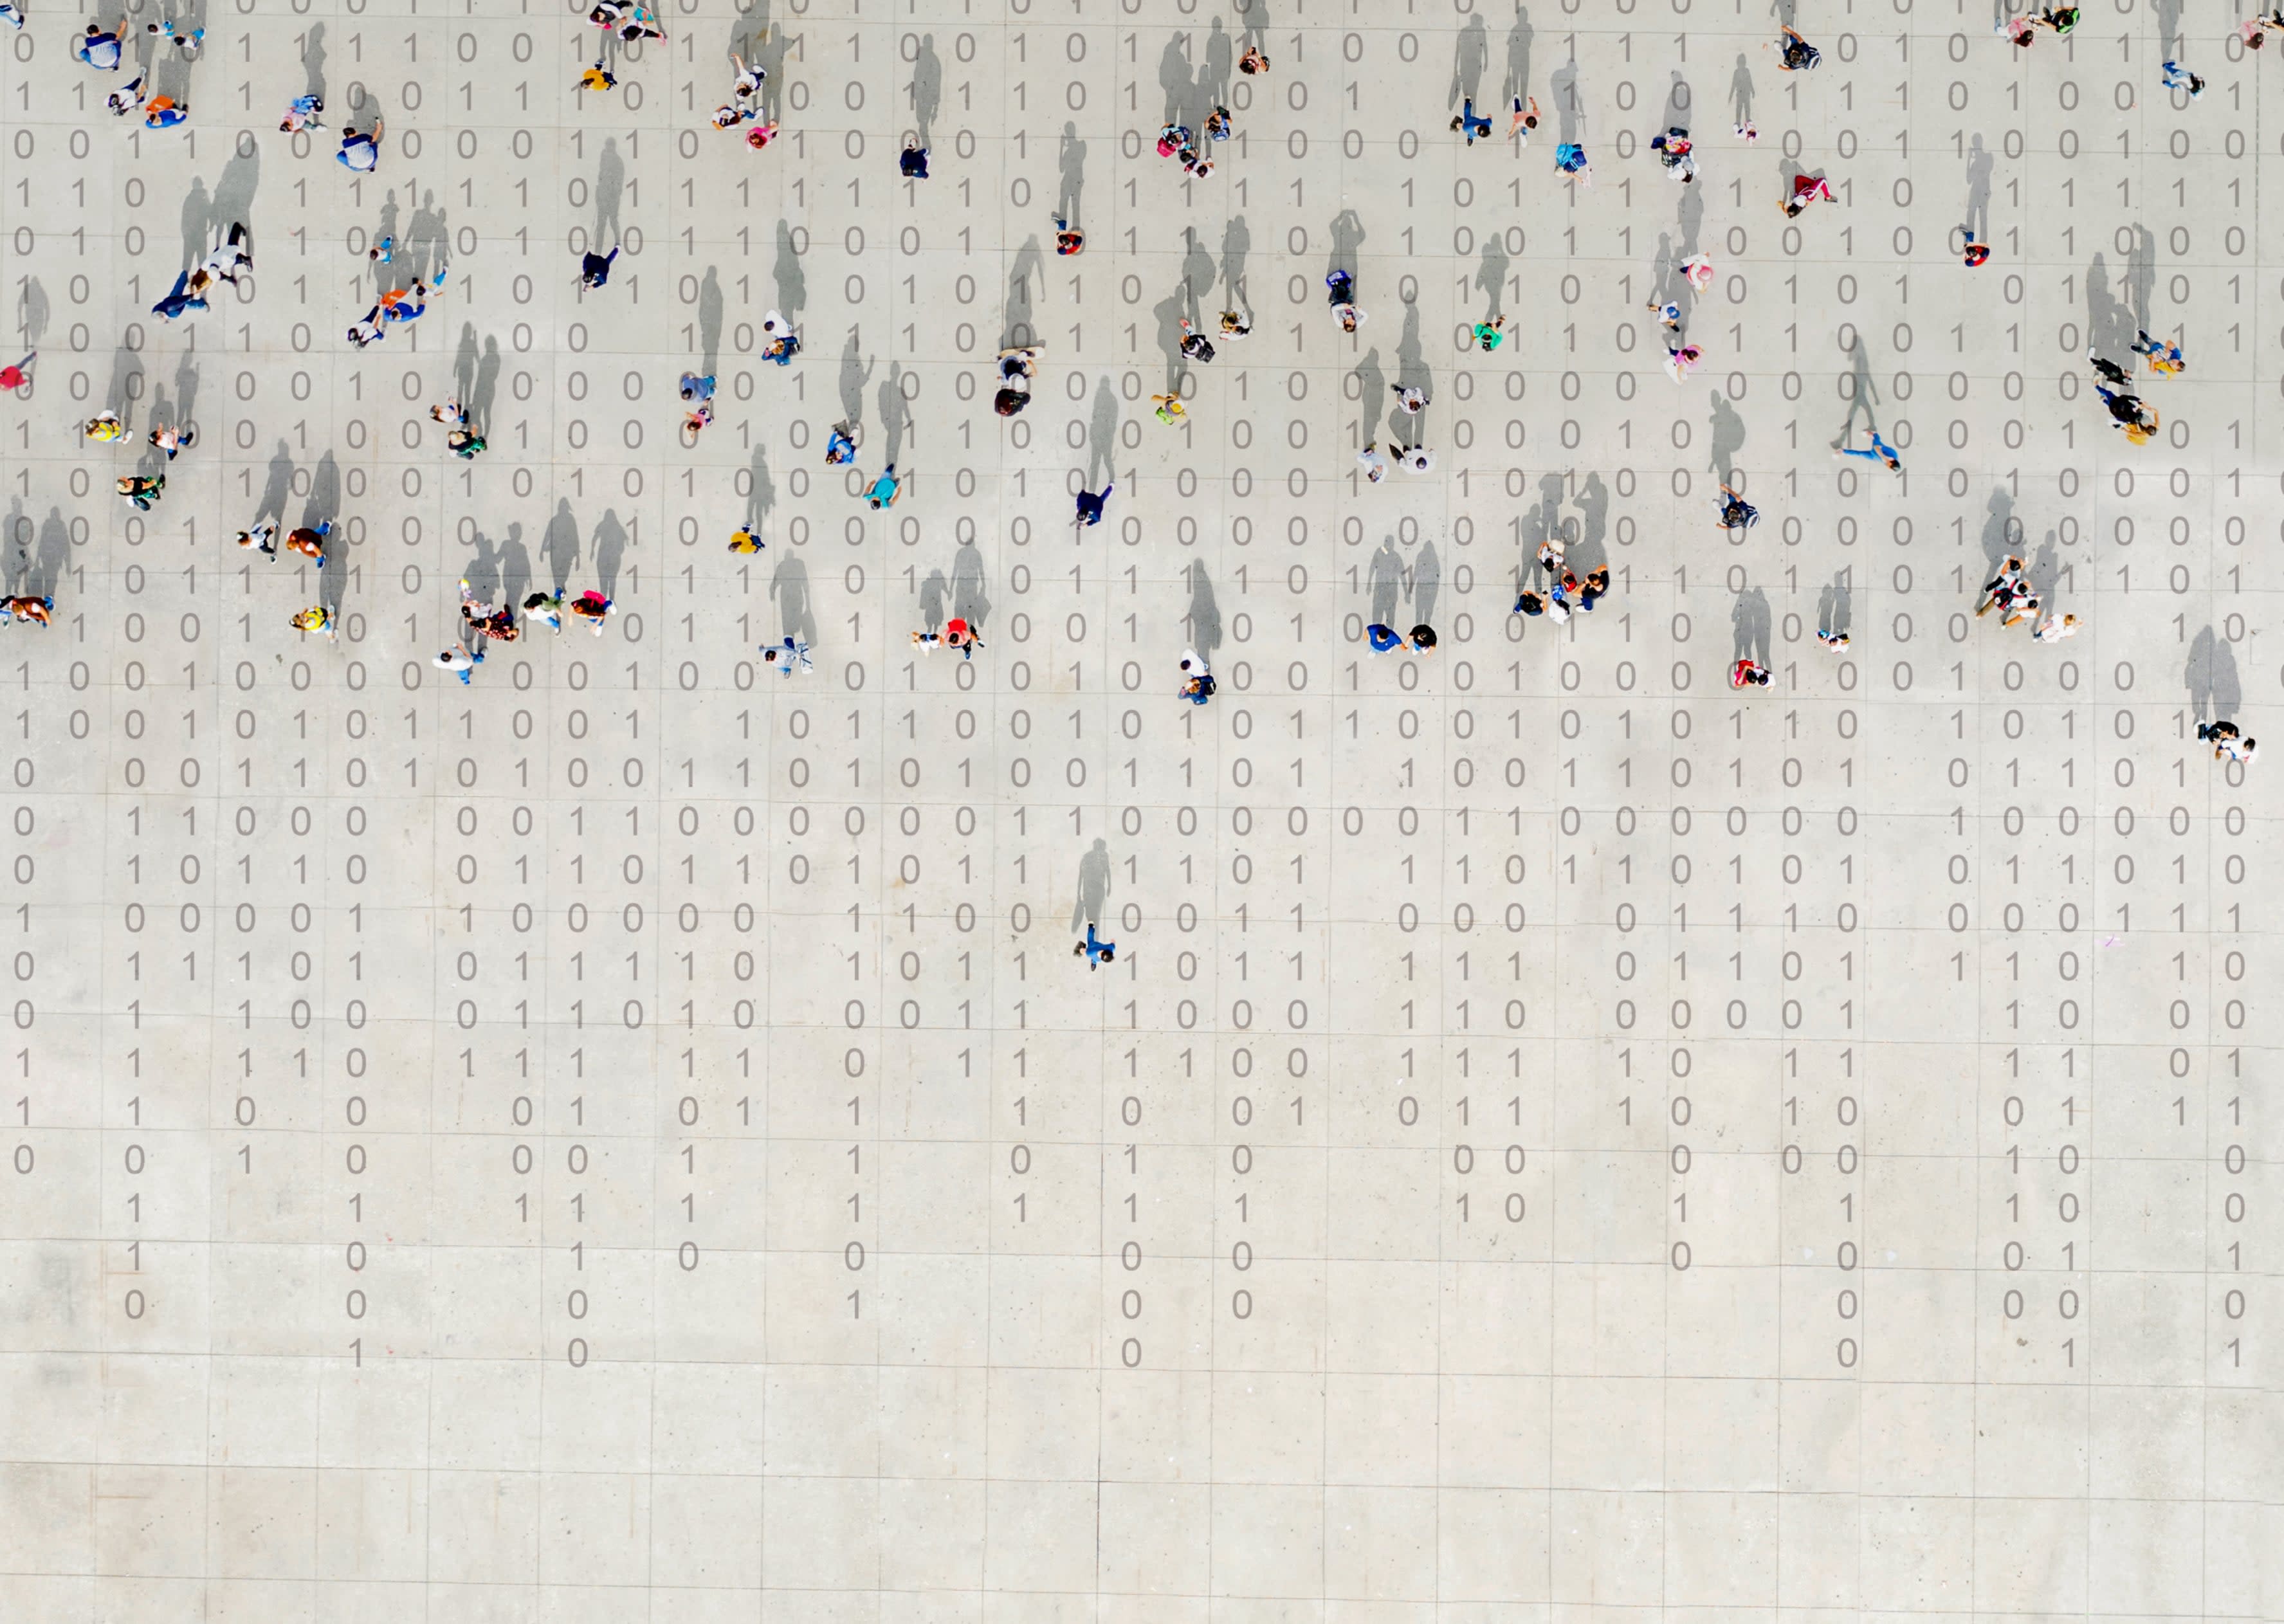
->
[1074, 923, 1117, 968]
[1837, 427, 1901, 470]
[337, 120, 383, 171]
[151, 271, 208, 321]
[1449, 98, 1493, 143]
[76, 24, 123, 68]
[578, 246, 619, 290]
[1075, 482, 1111, 526]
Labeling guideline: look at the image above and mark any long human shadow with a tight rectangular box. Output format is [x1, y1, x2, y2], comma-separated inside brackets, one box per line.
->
[1707, 392, 1745, 485]
[698, 267, 724, 376]
[1816, 569, 1854, 640]
[1411, 540, 1442, 627]
[1001, 237, 1043, 349]
[1963, 134, 1992, 244]
[909, 32, 942, 145]
[1448, 13, 1487, 109]
[917, 566, 947, 633]
[774, 220, 806, 326]
[742, 445, 776, 536]
[1730, 586, 1771, 664]
[1729, 54, 1754, 130]
[949, 538, 991, 630]
[453, 324, 504, 432]
[1057, 122, 1086, 226]
[770, 552, 817, 643]
[1474, 235, 1510, 321]
[1501, 8, 1533, 109]
[1070, 837, 1111, 933]
[2185, 626, 2242, 726]
[104, 343, 144, 428]
[542, 498, 581, 595]
[1831, 333, 1881, 448]
[300, 21, 327, 98]
[1086, 376, 1119, 489]
[1366, 537, 1402, 626]
[1220, 215, 1250, 315]
[253, 440, 294, 526]
[1657, 69, 1691, 134]
[1184, 560, 1223, 659]
[592, 509, 626, 598]
[594, 140, 625, 248]
[1353, 347, 1386, 456]
[877, 363, 911, 465]
[839, 329, 873, 435]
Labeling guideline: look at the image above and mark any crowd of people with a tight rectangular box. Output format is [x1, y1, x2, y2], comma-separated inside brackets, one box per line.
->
[10, 8, 2257, 792]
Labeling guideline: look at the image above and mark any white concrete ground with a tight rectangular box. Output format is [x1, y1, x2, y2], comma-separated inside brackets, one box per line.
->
[0, 0, 2274, 1616]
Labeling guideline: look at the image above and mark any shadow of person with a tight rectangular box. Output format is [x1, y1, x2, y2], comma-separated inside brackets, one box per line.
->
[1831, 332, 1880, 447]
[300, 450, 341, 533]
[1707, 391, 1746, 486]
[1220, 215, 1250, 314]
[1001, 237, 1044, 349]
[1411, 539, 1442, 626]
[699, 267, 724, 375]
[28, 507, 68, 601]
[1087, 376, 1119, 489]
[1184, 559, 1223, 659]
[2185, 625, 2242, 726]
[1367, 536, 1402, 626]
[1474, 235, 1510, 321]
[462, 525, 503, 603]
[499, 522, 532, 611]
[1071, 836, 1111, 933]
[178, 177, 212, 272]
[918, 567, 948, 633]
[1657, 69, 1691, 134]
[1964, 134, 1992, 243]
[15, 277, 47, 350]
[1550, 58, 1582, 145]
[1197, 17, 1233, 122]
[1502, 8, 1533, 110]
[1057, 122, 1087, 226]
[877, 363, 911, 466]
[743, 444, 776, 536]
[542, 498, 581, 595]
[1152, 285, 1189, 394]
[254, 440, 295, 525]
[1326, 207, 1364, 280]
[1572, 472, 1611, 575]
[1156, 30, 1194, 127]
[1816, 567, 1853, 637]
[910, 32, 942, 144]
[774, 219, 807, 325]
[104, 343, 144, 429]
[592, 509, 628, 598]
[1731, 585, 1772, 664]
[300, 19, 327, 98]
[951, 539, 991, 630]
[594, 138, 626, 247]
[1729, 53, 1754, 131]
[1977, 486, 2020, 576]
[770, 552, 818, 644]
[1448, 12, 1488, 109]
[839, 329, 874, 434]
[1353, 347, 1386, 456]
